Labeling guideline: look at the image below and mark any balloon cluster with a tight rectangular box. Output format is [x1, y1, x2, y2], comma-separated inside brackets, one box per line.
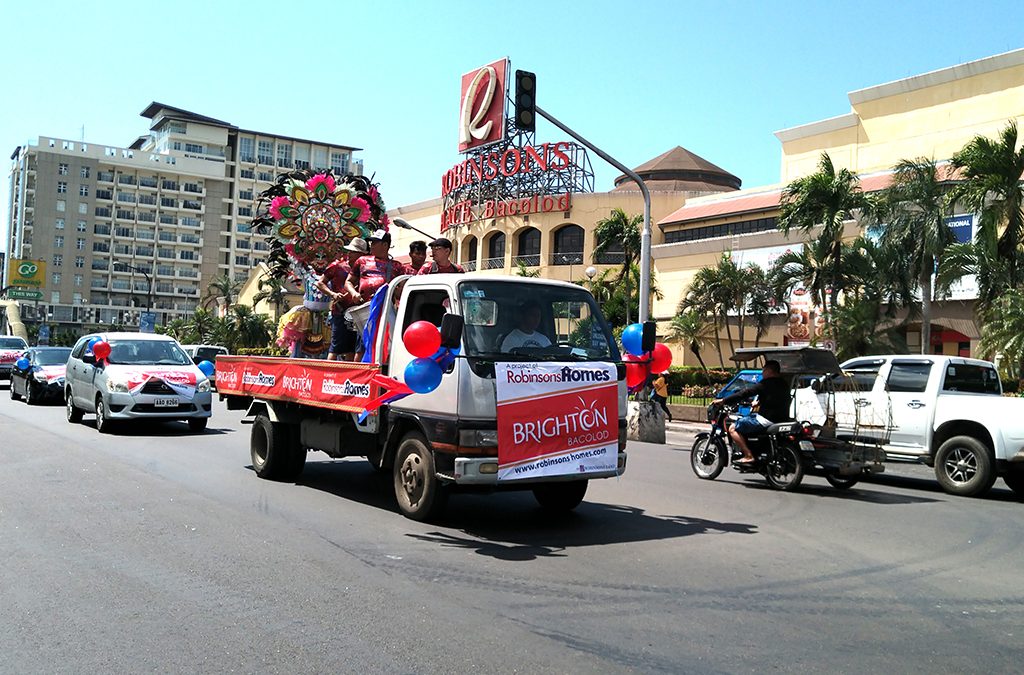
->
[621, 323, 673, 390]
[402, 321, 459, 394]
[197, 360, 216, 377]
[88, 337, 111, 363]
[15, 357, 29, 371]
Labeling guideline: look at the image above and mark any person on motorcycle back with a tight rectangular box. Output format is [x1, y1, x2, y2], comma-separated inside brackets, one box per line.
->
[712, 359, 791, 464]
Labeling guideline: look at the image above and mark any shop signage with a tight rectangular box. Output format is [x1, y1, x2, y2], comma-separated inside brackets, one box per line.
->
[459, 59, 508, 152]
[6, 258, 46, 289]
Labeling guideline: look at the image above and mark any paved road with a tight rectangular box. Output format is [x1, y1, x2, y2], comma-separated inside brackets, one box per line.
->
[1, 389, 1022, 673]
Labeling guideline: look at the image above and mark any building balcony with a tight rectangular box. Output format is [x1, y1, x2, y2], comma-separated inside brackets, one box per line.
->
[462, 260, 477, 272]
[550, 252, 584, 266]
[481, 257, 505, 270]
[512, 255, 540, 268]
[593, 251, 625, 265]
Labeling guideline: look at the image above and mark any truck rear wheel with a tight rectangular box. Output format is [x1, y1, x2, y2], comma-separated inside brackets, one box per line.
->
[532, 481, 588, 512]
[393, 432, 447, 521]
[934, 435, 995, 497]
[251, 415, 305, 481]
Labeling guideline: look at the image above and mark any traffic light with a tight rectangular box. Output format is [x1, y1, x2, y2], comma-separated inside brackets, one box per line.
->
[514, 70, 536, 131]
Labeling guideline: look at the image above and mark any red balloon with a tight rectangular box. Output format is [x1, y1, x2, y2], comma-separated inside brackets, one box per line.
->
[650, 342, 673, 374]
[92, 340, 111, 360]
[624, 354, 648, 388]
[402, 321, 441, 358]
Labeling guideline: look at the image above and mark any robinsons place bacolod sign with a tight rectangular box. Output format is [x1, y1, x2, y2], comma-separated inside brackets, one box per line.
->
[441, 58, 593, 230]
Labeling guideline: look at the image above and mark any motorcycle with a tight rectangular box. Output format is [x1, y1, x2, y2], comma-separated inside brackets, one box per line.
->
[691, 403, 809, 490]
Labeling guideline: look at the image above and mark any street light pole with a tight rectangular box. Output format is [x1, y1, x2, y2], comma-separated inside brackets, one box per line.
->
[392, 217, 437, 242]
[115, 262, 152, 316]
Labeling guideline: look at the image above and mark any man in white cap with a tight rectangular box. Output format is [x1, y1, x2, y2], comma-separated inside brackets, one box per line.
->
[317, 237, 367, 360]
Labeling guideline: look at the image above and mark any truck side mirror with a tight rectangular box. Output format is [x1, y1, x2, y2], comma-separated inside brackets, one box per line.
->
[439, 313, 464, 349]
[641, 320, 656, 354]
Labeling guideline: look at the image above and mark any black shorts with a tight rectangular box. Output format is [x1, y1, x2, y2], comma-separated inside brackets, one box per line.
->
[330, 312, 357, 354]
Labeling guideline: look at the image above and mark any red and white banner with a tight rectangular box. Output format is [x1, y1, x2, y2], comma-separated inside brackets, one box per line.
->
[0, 350, 21, 365]
[115, 366, 199, 400]
[215, 356, 381, 413]
[495, 362, 619, 481]
[37, 365, 66, 382]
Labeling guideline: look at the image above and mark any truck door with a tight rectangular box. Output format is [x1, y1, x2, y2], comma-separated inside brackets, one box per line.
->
[387, 285, 459, 417]
[883, 359, 933, 455]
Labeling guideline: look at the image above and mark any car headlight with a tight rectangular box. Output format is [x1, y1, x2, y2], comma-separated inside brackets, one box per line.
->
[197, 378, 211, 393]
[33, 372, 48, 382]
[106, 379, 129, 393]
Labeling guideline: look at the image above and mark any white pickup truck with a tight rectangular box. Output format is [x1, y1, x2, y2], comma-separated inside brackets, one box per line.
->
[793, 355, 1024, 498]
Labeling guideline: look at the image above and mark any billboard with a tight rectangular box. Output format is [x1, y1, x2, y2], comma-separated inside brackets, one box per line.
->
[458, 58, 508, 153]
[6, 258, 46, 289]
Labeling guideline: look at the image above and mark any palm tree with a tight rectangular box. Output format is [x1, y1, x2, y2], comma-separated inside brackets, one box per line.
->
[186, 308, 217, 344]
[680, 265, 727, 366]
[252, 276, 290, 321]
[977, 290, 1024, 379]
[593, 208, 642, 324]
[203, 272, 242, 311]
[667, 310, 715, 372]
[876, 158, 956, 353]
[779, 152, 873, 321]
[947, 120, 1024, 291]
[514, 260, 540, 278]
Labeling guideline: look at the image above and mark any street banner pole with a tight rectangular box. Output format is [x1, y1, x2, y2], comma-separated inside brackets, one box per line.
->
[534, 106, 652, 322]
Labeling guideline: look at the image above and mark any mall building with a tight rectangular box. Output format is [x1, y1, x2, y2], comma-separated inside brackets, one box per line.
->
[4, 103, 362, 330]
[390, 48, 1024, 366]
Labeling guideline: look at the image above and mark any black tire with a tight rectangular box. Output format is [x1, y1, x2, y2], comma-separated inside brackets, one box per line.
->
[393, 432, 447, 521]
[825, 474, 859, 490]
[187, 417, 208, 433]
[10, 379, 20, 401]
[764, 444, 805, 491]
[250, 415, 304, 481]
[66, 388, 83, 423]
[1003, 470, 1024, 500]
[26, 381, 39, 406]
[95, 396, 115, 434]
[532, 481, 588, 511]
[934, 435, 996, 497]
[690, 436, 727, 480]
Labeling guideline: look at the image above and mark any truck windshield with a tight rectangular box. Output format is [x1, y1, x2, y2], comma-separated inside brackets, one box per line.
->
[458, 280, 619, 361]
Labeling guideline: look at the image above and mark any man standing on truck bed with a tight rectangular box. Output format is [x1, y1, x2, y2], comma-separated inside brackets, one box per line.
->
[418, 237, 465, 275]
[317, 237, 367, 361]
[345, 230, 407, 303]
[406, 240, 428, 275]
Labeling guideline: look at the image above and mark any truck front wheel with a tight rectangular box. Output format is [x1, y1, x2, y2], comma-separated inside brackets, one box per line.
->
[251, 415, 305, 481]
[393, 432, 447, 521]
[532, 481, 588, 512]
[934, 436, 996, 497]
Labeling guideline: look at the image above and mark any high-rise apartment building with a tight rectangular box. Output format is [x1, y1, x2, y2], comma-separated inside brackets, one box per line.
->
[4, 102, 362, 329]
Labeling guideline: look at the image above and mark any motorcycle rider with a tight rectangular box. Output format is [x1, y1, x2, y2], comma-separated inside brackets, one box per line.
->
[712, 359, 791, 464]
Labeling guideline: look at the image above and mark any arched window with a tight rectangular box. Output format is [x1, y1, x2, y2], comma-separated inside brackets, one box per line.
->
[552, 224, 584, 265]
[462, 235, 478, 271]
[515, 228, 541, 267]
[483, 233, 505, 269]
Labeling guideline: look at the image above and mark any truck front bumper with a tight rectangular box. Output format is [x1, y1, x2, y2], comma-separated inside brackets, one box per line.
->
[451, 452, 627, 485]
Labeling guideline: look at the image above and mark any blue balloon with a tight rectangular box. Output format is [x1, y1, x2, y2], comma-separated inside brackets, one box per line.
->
[404, 357, 443, 394]
[621, 323, 645, 357]
[15, 357, 30, 371]
[87, 337, 100, 354]
[197, 360, 216, 377]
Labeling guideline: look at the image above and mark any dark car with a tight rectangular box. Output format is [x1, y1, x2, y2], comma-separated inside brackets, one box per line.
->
[10, 347, 72, 404]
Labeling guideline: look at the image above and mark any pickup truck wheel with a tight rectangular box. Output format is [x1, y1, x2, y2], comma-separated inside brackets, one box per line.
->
[393, 432, 447, 522]
[934, 436, 996, 497]
[532, 481, 588, 511]
[66, 388, 83, 423]
[1001, 469, 1024, 500]
[250, 415, 304, 481]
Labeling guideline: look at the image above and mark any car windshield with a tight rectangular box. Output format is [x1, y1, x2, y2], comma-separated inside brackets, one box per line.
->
[458, 280, 619, 361]
[0, 338, 27, 350]
[106, 339, 192, 366]
[36, 349, 71, 366]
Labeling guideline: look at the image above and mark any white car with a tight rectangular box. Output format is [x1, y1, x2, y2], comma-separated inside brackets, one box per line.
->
[0, 335, 29, 380]
[64, 332, 213, 433]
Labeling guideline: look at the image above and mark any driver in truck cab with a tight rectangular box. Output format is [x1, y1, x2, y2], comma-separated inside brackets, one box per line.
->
[712, 360, 791, 463]
[501, 300, 552, 351]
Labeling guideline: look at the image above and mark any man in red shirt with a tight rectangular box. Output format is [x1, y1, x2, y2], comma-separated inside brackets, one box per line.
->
[345, 230, 408, 302]
[406, 240, 428, 275]
[316, 237, 368, 360]
[418, 237, 465, 275]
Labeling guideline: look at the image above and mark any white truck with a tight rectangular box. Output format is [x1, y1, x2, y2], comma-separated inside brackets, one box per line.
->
[216, 275, 630, 521]
[794, 354, 1024, 497]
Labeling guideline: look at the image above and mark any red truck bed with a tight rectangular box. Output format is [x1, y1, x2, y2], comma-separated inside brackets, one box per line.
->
[215, 355, 381, 413]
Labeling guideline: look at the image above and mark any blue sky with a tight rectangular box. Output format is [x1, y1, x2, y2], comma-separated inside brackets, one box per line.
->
[2, 0, 1022, 244]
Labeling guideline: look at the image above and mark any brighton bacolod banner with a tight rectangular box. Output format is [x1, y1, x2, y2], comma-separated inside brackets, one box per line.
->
[215, 356, 380, 413]
[495, 361, 619, 481]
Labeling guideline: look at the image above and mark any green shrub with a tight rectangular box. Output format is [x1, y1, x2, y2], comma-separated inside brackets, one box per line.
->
[663, 366, 733, 392]
[236, 346, 288, 357]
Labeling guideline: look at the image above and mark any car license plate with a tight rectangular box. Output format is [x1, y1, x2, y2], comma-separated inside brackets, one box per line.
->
[154, 397, 179, 408]
[799, 440, 815, 452]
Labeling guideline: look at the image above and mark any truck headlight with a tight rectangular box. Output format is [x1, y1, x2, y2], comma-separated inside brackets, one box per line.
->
[106, 379, 129, 393]
[197, 379, 211, 393]
[458, 429, 498, 448]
